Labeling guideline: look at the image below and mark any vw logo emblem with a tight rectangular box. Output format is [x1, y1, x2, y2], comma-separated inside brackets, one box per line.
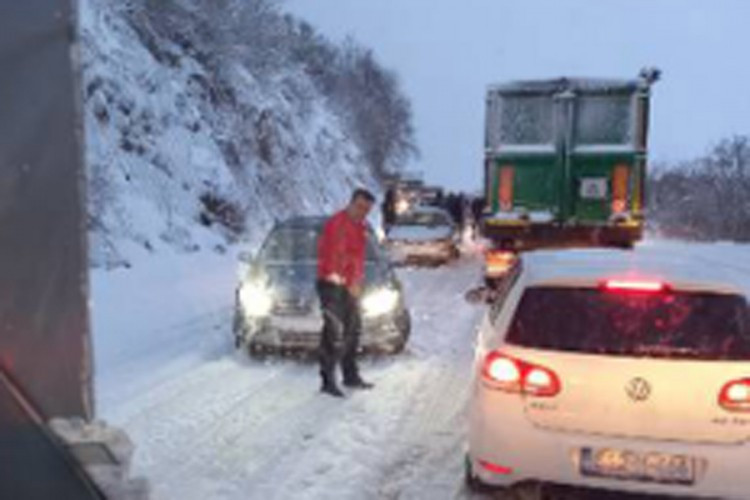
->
[626, 377, 651, 402]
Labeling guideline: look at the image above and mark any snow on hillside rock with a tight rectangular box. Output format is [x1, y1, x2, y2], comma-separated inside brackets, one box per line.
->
[80, 0, 379, 268]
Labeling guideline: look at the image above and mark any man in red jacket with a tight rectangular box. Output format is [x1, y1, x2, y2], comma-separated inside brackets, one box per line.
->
[317, 188, 376, 397]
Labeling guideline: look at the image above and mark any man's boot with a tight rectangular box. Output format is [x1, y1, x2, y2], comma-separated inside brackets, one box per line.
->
[343, 377, 374, 390]
[320, 372, 345, 398]
[321, 382, 345, 398]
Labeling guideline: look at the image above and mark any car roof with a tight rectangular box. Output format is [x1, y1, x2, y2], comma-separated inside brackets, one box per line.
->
[521, 248, 746, 296]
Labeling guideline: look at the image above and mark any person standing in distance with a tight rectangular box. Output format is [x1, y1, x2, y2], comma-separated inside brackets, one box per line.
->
[317, 188, 376, 397]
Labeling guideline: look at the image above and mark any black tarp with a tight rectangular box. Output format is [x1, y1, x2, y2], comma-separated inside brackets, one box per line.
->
[0, 1, 91, 420]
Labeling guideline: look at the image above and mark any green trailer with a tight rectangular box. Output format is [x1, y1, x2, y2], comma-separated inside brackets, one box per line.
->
[481, 70, 659, 250]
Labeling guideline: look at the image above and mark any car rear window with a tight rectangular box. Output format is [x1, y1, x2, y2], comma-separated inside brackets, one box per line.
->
[506, 287, 750, 360]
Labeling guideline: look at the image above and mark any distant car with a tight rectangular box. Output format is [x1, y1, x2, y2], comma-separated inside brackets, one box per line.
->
[385, 206, 460, 266]
[233, 216, 411, 356]
[466, 250, 750, 499]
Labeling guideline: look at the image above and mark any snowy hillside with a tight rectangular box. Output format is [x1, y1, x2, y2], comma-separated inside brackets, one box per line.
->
[80, 0, 383, 268]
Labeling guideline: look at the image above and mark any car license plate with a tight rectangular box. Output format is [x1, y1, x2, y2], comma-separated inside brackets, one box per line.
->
[270, 316, 322, 332]
[579, 177, 608, 200]
[580, 448, 695, 485]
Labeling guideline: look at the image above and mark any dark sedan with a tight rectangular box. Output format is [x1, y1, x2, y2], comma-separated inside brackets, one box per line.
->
[233, 216, 411, 356]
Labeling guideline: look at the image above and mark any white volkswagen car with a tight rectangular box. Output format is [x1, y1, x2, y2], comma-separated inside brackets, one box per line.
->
[466, 249, 750, 498]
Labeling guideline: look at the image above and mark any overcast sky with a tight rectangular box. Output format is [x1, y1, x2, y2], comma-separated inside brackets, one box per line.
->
[286, 0, 750, 190]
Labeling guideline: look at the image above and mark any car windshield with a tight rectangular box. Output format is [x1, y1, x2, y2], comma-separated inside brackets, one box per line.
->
[506, 287, 750, 360]
[259, 226, 381, 262]
[395, 211, 451, 227]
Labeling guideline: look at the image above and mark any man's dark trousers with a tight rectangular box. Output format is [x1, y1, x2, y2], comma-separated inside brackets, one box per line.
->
[317, 280, 362, 386]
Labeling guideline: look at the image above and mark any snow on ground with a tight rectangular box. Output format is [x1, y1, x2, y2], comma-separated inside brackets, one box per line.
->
[92, 239, 750, 500]
[91, 244, 240, 416]
[93, 246, 485, 500]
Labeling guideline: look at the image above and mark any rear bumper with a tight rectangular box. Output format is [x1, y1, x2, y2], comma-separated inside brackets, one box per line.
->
[481, 220, 643, 249]
[468, 387, 750, 498]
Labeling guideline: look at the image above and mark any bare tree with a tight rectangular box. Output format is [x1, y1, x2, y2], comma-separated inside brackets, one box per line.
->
[121, 0, 417, 183]
[650, 135, 750, 241]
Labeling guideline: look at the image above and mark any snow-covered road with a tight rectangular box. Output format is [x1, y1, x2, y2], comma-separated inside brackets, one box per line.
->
[94, 251, 489, 500]
[93, 240, 750, 500]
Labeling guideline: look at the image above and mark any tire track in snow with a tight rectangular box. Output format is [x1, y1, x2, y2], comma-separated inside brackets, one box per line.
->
[97, 306, 234, 414]
[107, 255, 487, 500]
[157, 365, 353, 500]
[242, 258, 485, 500]
[122, 359, 307, 482]
[371, 259, 483, 499]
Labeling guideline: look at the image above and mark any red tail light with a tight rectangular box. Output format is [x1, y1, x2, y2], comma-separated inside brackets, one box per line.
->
[498, 166, 514, 211]
[482, 352, 561, 397]
[612, 164, 629, 214]
[719, 379, 750, 412]
[602, 279, 667, 293]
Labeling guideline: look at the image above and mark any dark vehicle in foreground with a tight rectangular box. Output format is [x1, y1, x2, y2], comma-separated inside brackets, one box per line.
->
[385, 206, 460, 266]
[234, 216, 411, 355]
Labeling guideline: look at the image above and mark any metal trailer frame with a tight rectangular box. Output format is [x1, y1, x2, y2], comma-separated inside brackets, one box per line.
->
[0, 2, 104, 497]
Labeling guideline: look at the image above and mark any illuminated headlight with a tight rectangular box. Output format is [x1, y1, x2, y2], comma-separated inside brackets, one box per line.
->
[395, 199, 410, 214]
[361, 287, 400, 318]
[239, 282, 273, 317]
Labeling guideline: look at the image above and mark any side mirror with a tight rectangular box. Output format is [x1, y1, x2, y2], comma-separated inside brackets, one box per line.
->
[464, 286, 494, 305]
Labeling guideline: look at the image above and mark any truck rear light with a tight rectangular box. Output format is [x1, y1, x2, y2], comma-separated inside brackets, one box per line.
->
[602, 279, 667, 293]
[481, 352, 561, 397]
[719, 379, 750, 412]
[485, 250, 518, 278]
[498, 166, 514, 211]
[611, 164, 629, 214]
